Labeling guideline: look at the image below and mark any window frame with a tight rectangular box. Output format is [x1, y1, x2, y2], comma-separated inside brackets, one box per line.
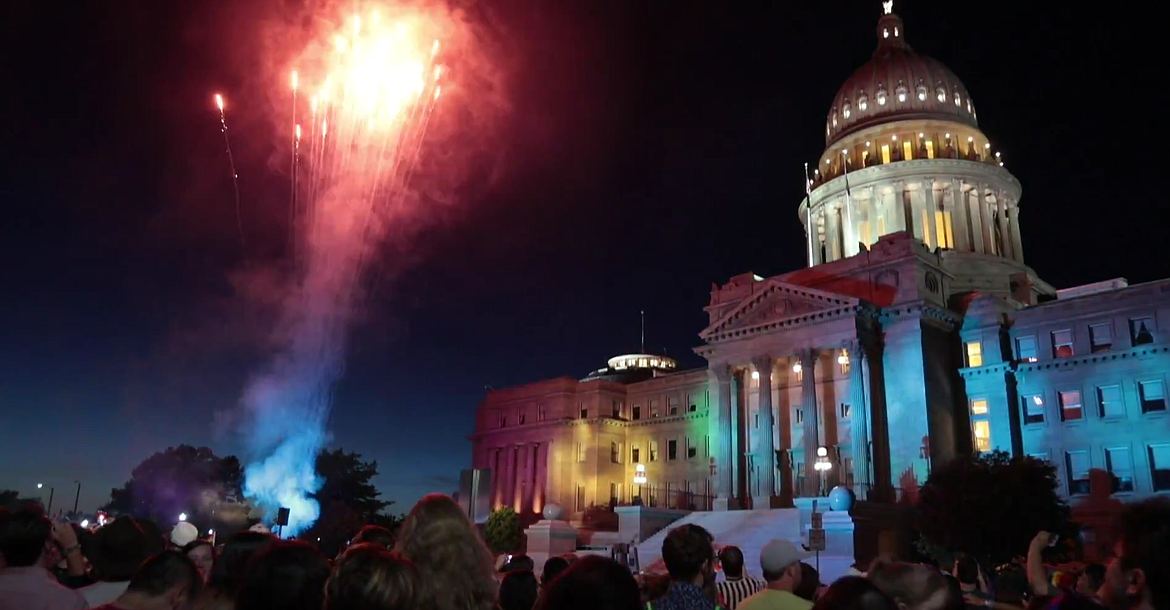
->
[1088, 322, 1113, 353]
[1138, 379, 1167, 414]
[1022, 393, 1046, 425]
[1016, 335, 1038, 361]
[1065, 450, 1091, 496]
[1058, 389, 1084, 422]
[1096, 384, 1125, 419]
[1104, 446, 1135, 494]
[1052, 329, 1074, 358]
[667, 438, 678, 461]
[965, 341, 983, 367]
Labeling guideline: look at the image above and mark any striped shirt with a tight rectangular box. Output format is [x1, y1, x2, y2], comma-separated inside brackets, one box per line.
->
[716, 576, 765, 609]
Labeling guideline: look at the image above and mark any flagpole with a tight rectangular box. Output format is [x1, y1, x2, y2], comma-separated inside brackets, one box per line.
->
[804, 163, 815, 267]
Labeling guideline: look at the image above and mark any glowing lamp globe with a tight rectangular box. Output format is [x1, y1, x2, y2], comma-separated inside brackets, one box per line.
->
[542, 503, 565, 521]
[828, 486, 855, 512]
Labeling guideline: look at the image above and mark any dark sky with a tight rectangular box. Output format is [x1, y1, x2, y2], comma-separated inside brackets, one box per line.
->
[0, 0, 1158, 515]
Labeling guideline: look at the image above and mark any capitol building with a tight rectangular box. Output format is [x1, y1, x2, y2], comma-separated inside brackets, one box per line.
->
[466, 3, 1170, 550]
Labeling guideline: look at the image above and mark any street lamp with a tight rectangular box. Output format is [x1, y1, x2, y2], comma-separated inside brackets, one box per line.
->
[73, 480, 82, 516]
[178, 513, 188, 522]
[813, 447, 833, 496]
[80, 519, 89, 528]
[633, 463, 647, 486]
[37, 484, 55, 515]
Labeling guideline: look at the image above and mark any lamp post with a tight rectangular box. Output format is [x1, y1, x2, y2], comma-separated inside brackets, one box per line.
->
[633, 463, 647, 504]
[37, 484, 55, 515]
[72, 480, 81, 517]
[813, 447, 833, 497]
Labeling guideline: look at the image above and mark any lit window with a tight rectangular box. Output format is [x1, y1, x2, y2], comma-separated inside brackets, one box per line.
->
[1066, 451, 1091, 495]
[1098, 385, 1124, 418]
[1105, 447, 1134, 493]
[1016, 335, 1038, 361]
[1129, 316, 1155, 345]
[1089, 323, 1112, 353]
[1052, 329, 1074, 358]
[970, 399, 989, 416]
[1023, 394, 1045, 425]
[1139, 380, 1166, 413]
[1149, 444, 1170, 491]
[896, 84, 908, 102]
[917, 84, 928, 101]
[883, 28, 889, 38]
[954, 93, 962, 106]
[667, 439, 678, 461]
[832, 113, 838, 127]
[876, 89, 887, 106]
[858, 93, 868, 111]
[965, 341, 983, 367]
[1059, 390, 1083, 421]
[972, 420, 991, 452]
[894, 26, 899, 36]
[936, 87, 947, 103]
[843, 103, 851, 119]
[649, 440, 659, 462]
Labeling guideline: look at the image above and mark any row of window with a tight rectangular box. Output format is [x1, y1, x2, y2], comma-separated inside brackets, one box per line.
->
[580, 436, 711, 464]
[964, 315, 1157, 368]
[574, 480, 713, 511]
[828, 81, 976, 137]
[1021, 381, 1166, 425]
[1037, 444, 1170, 496]
[495, 391, 710, 428]
[751, 403, 852, 429]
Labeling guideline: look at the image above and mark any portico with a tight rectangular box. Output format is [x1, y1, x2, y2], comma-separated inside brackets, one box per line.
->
[698, 278, 891, 509]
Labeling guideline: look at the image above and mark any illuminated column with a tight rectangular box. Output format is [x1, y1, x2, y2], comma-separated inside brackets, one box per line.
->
[752, 356, 777, 504]
[1009, 203, 1024, 262]
[996, 193, 1012, 259]
[950, 178, 969, 251]
[978, 184, 995, 255]
[846, 340, 871, 495]
[799, 348, 820, 497]
[711, 365, 736, 509]
[923, 178, 938, 249]
[865, 186, 879, 240]
[826, 204, 841, 261]
[893, 180, 909, 237]
[491, 449, 502, 508]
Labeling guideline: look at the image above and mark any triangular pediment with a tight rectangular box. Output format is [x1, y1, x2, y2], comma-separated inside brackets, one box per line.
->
[700, 280, 861, 341]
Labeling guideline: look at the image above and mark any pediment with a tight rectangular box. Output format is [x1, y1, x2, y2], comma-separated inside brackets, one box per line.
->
[700, 280, 860, 341]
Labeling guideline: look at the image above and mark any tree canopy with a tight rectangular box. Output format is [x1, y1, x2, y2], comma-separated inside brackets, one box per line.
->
[916, 450, 1073, 566]
[302, 448, 399, 556]
[103, 445, 244, 528]
[484, 507, 522, 556]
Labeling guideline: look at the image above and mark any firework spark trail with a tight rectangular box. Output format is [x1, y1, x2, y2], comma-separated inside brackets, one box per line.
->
[290, 71, 300, 262]
[215, 94, 245, 247]
[239, 6, 446, 535]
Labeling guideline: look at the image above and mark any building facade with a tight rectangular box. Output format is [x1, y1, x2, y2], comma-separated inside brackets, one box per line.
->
[468, 3, 1170, 525]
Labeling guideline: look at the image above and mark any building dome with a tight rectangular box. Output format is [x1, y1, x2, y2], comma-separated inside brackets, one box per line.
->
[825, 5, 978, 147]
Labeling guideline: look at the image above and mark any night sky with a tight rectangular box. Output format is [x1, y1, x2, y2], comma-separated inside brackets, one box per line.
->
[0, 0, 1158, 515]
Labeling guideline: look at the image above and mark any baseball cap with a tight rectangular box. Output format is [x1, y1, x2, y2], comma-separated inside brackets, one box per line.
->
[759, 539, 809, 574]
[170, 521, 199, 547]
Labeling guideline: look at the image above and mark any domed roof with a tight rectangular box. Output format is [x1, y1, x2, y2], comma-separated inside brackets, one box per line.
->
[825, 5, 978, 147]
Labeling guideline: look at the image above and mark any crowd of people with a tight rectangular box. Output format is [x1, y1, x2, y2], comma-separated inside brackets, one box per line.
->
[1, 494, 1165, 610]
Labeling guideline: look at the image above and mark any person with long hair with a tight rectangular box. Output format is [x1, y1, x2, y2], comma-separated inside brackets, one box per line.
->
[325, 543, 419, 610]
[183, 540, 216, 584]
[395, 494, 497, 610]
[235, 540, 331, 610]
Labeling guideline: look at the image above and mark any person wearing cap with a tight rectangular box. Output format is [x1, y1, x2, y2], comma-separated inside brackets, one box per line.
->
[169, 522, 199, 550]
[79, 516, 165, 607]
[737, 539, 811, 610]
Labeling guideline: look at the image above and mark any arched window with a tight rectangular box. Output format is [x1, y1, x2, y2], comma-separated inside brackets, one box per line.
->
[876, 87, 888, 106]
[936, 86, 947, 103]
[917, 83, 928, 101]
[858, 92, 869, 112]
[896, 83, 908, 103]
[843, 102, 852, 119]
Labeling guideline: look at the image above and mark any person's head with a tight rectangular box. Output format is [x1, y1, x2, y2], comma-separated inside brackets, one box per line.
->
[867, 558, 951, 610]
[183, 540, 215, 584]
[812, 576, 899, 610]
[759, 539, 808, 591]
[794, 562, 821, 601]
[352, 525, 395, 549]
[395, 493, 496, 610]
[661, 524, 715, 586]
[718, 545, 746, 579]
[501, 553, 535, 573]
[499, 569, 539, 610]
[235, 540, 331, 610]
[207, 530, 274, 594]
[120, 550, 203, 610]
[1098, 497, 1170, 610]
[1077, 563, 1106, 597]
[86, 516, 164, 582]
[0, 505, 51, 568]
[541, 555, 570, 585]
[532, 555, 642, 610]
[953, 556, 979, 587]
[325, 543, 419, 610]
[171, 522, 199, 548]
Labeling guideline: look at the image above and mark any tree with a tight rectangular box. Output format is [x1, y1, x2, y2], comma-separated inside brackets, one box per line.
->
[1, 489, 21, 508]
[484, 507, 522, 556]
[104, 445, 245, 529]
[301, 448, 400, 557]
[916, 450, 1074, 566]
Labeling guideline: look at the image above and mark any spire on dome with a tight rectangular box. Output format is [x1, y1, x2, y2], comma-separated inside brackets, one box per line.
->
[875, 0, 909, 55]
[882, 0, 893, 14]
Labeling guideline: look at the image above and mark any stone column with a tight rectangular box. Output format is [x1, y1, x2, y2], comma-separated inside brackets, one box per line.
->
[950, 178, 969, 251]
[923, 178, 938, 249]
[752, 356, 780, 506]
[866, 186, 879, 240]
[1009, 203, 1024, 262]
[825, 205, 840, 262]
[799, 348, 820, 497]
[996, 193, 1012, 259]
[513, 445, 526, 511]
[894, 180, 910, 240]
[524, 442, 539, 513]
[711, 365, 737, 510]
[846, 341, 871, 497]
[491, 448, 502, 508]
[978, 185, 995, 255]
